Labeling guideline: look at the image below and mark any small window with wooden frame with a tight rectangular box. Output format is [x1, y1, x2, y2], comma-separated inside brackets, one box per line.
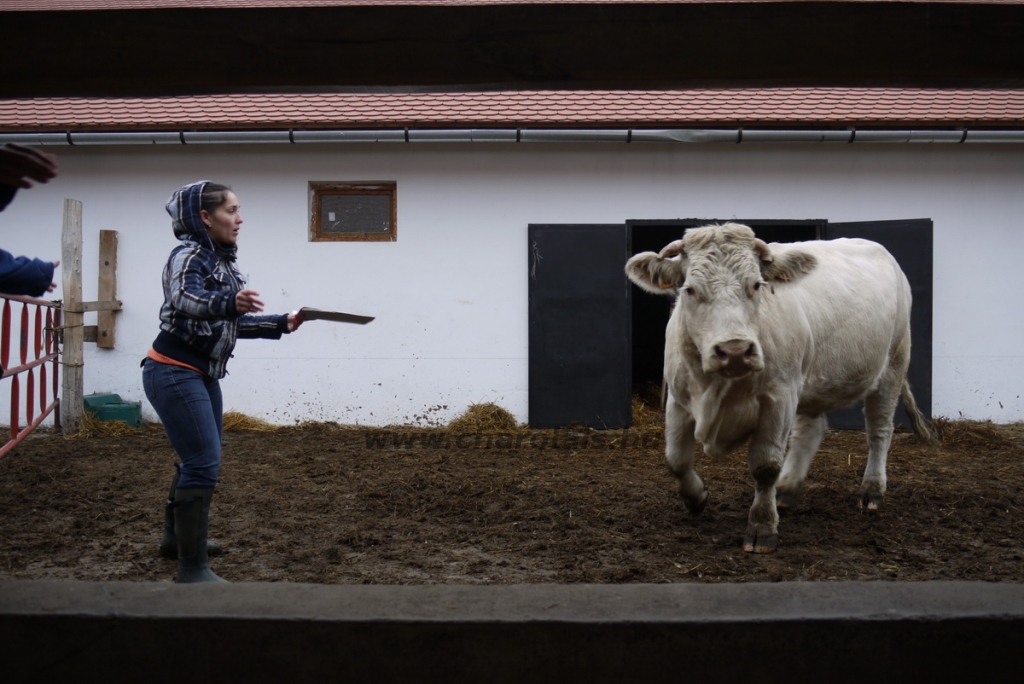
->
[309, 181, 397, 242]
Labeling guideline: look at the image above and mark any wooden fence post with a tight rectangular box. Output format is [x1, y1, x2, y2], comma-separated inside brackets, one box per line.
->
[96, 230, 118, 349]
[61, 199, 84, 435]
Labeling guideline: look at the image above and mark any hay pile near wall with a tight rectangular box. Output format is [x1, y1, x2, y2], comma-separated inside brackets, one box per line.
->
[446, 402, 521, 435]
[631, 395, 665, 431]
[932, 417, 1023, 450]
[222, 412, 279, 433]
[68, 411, 143, 439]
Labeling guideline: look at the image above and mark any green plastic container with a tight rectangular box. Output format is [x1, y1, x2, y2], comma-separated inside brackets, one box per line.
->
[83, 393, 122, 411]
[84, 393, 142, 428]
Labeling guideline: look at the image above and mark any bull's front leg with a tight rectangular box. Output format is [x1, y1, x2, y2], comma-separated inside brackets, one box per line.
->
[665, 396, 707, 514]
[743, 400, 794, 553]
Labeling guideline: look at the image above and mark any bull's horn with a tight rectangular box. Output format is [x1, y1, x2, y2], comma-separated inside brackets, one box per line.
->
[754, 238, 774, 263]
[658, 240, 685, 259]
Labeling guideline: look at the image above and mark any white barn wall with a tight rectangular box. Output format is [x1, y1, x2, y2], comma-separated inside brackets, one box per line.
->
[0, 141, 1020, 426]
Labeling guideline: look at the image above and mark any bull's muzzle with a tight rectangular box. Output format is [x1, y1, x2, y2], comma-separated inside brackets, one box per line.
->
[708, 339, 763, 377]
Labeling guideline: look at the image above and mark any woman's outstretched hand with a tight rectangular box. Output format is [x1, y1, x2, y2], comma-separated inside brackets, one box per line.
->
[235, 289, 264, 314]
[287, 311, 303, 332]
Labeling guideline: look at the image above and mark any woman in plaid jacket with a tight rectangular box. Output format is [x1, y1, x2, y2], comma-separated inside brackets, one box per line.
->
[143, 180, 303, 583]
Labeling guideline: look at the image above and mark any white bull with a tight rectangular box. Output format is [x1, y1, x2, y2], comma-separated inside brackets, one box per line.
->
[625, 223, 937, 553]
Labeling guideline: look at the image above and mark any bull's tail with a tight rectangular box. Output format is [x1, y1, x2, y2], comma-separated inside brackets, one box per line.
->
[901, 378, 940, 447]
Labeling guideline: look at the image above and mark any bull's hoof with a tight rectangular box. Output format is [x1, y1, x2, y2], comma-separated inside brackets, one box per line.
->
[742, 529, 778, 554]
[858, 491, 883, 512]
[683, 489, 709, 516]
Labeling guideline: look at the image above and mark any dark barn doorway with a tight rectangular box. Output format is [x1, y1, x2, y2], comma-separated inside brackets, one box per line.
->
[528, 225, 632, 429]
[528, 219, 932, 431]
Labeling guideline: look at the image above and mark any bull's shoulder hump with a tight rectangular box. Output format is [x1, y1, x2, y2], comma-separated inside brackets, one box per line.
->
[776, 238, 893, 260]
[820, 237, 886, 250]
[772, 237, 880, 250]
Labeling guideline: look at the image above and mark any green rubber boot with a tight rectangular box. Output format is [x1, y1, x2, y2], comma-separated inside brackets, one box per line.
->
[174, 488, 228, 584]
[160, 466, 222, 559]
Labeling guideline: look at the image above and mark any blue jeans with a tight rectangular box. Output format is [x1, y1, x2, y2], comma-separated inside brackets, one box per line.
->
[142, 358, 223, 489]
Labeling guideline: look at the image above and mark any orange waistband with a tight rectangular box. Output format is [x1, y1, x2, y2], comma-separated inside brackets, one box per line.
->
[147, 348, 205, 375]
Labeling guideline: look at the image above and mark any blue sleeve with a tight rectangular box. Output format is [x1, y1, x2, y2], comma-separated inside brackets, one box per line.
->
[237, 313, 289, 340]
[0, 249, 54, 297]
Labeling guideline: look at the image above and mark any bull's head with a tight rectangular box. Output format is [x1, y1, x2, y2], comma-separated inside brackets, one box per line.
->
[625, 223, 817, 378]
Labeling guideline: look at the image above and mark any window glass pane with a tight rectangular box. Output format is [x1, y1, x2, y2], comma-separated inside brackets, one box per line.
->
[320, 194, 391, 234]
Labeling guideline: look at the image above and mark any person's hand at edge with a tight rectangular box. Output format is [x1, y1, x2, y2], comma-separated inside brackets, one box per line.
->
[0, 144, 59, 189]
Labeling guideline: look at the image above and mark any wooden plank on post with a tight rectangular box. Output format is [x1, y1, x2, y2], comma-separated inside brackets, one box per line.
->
[96, 230, 118, 349]
[61, 199, 84, 436]
[74, 300, 122, 313]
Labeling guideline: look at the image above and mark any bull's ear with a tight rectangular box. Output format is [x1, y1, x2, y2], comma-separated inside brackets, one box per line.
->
[625, 251, 686, 295]
[757, 241, 818, 283]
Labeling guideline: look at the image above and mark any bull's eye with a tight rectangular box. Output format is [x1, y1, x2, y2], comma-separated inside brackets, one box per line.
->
[684, 285, 697, 297]
[753, 282, 762, 292]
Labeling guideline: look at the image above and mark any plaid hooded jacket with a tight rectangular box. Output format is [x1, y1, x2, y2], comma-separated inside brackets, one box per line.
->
[151, 180, 288, 379]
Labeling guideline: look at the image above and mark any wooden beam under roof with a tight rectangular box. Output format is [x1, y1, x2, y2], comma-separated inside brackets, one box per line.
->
[2, 2, 1024, 97]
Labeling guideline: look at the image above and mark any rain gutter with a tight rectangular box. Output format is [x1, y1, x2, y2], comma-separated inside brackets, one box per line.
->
[3, 128, 1024, 146]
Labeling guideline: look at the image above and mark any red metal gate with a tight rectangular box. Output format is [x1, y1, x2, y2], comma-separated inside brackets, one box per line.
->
[0, 294, 61, 458]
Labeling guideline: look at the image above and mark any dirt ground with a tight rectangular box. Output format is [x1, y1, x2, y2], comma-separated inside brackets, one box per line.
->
[1, 409, 1022, 585]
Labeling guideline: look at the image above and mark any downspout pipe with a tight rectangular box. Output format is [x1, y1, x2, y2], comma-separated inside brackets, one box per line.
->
[3, 129, 1024, 146]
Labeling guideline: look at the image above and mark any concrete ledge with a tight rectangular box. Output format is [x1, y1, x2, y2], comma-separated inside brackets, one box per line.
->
[3, 580, 1023, 683]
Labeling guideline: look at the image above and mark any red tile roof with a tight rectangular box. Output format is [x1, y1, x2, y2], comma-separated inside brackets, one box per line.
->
[1, 90, 1022, 131]
[4, 0, 1021, 9]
